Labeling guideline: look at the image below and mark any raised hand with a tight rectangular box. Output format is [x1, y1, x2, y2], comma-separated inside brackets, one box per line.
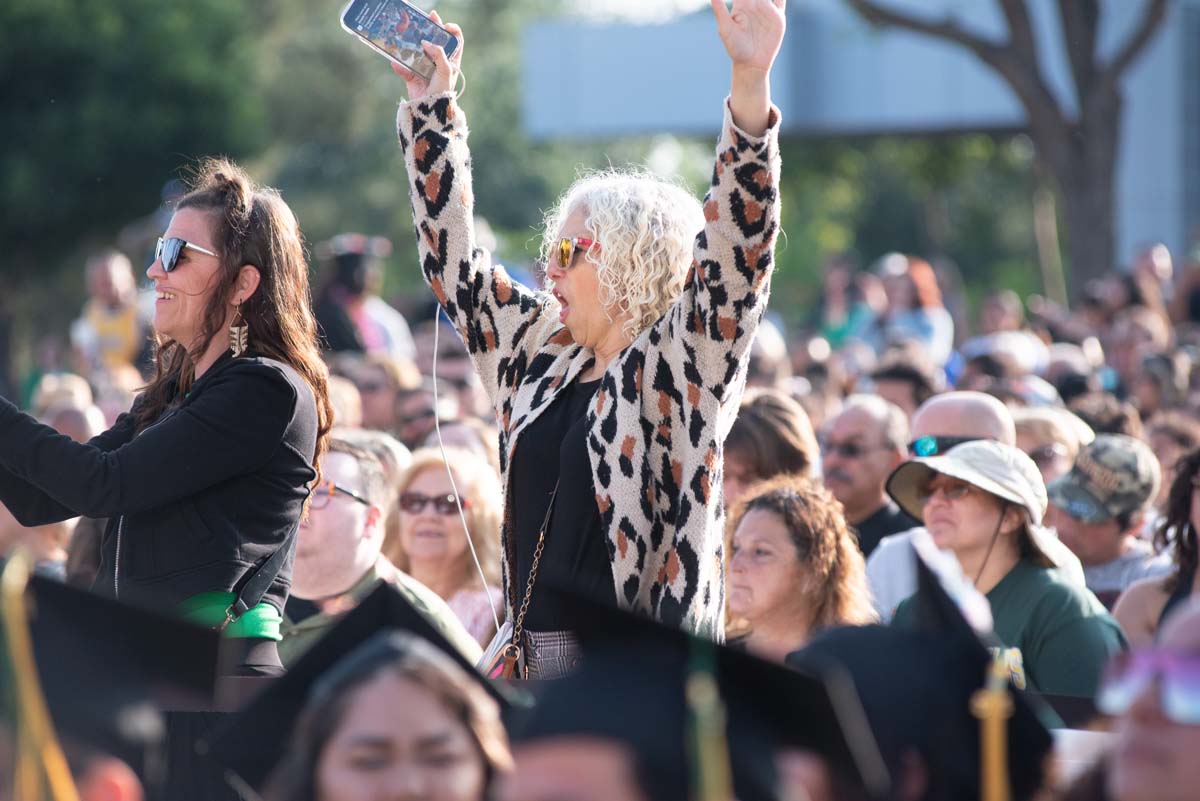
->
[711, 0, 786, 75]
[392, 10, 463, 102]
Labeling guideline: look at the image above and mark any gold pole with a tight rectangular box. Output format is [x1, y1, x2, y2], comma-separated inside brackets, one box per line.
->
[1, 552, 81, 801]
[970, 655, 1014, 801]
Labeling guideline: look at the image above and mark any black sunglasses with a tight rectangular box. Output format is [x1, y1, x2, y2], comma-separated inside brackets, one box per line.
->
[155, 236, 218, 273]
[907, 435, 979, 458]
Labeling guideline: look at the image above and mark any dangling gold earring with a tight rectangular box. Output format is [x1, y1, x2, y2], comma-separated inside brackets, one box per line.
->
[229, 300, 248, 357]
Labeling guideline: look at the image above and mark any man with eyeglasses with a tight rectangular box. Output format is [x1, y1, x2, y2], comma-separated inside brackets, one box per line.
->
[819, 395, 913, 558]
[279, 437, 479, 665]
[865, 392, 1085, 621]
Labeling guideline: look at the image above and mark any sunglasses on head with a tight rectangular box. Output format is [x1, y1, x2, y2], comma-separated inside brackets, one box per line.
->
[908, 435, 979, 458]
[1097, 649, 1200, 725]
[155, 236, 218, 273]
[399, 492, 467, 516]
[310, 481, 371, 510]
[554, 236, 597, 271]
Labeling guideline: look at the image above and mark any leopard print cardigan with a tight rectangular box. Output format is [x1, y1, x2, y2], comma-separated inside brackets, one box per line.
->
[398, 92, 781, 639]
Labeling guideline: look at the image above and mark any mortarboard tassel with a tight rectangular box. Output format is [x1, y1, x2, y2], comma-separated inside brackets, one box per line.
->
[970, 653, 1014, 801]
[686, 639, 734, 801]
[1, 551, 81, 801]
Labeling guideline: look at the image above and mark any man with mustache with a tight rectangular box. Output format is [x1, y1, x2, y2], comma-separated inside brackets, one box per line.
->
[819, 395, 912, 558]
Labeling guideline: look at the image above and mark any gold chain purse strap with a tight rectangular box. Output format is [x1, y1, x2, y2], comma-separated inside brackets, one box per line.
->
[498, 481, 559, 680]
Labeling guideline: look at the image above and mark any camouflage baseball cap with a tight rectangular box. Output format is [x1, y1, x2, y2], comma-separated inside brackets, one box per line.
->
[1046, 434, 1160, 523]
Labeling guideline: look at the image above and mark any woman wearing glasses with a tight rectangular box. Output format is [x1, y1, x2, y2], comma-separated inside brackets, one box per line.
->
[887, 440, 1126, 698]
[393, 447, 503, 646]
[0, 159, 333, 796]
[391, 0, 786, 676]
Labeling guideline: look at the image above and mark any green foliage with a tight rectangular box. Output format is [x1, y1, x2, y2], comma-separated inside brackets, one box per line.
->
[0, 0, 267, 278]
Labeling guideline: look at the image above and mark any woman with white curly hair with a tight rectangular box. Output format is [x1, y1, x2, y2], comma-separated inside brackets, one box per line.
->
[391, 0, 786, 678]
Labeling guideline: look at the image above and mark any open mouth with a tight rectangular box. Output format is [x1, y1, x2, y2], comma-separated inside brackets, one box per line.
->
[414, 528, 445, 540]
[156, 289, 177, 302]
[553, 289, 569, 323]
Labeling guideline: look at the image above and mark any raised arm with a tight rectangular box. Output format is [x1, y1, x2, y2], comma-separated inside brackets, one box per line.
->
[392, 16, 555, 409]
[663, 0, 786, 396]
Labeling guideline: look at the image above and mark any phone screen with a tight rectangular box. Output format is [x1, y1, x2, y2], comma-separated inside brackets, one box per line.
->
[341, 0, 457, 79]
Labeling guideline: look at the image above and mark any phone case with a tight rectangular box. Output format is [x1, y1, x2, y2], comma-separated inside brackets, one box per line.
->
[339, 0, 458, 80]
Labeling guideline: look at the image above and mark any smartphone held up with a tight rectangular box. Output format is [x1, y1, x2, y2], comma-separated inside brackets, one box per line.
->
[340, 0, 459, 81]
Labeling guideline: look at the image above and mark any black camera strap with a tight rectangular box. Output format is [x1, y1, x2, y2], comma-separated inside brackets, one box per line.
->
[220, 491, 309, 631]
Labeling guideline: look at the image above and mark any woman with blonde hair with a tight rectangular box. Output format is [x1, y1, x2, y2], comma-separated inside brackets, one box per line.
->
[726, 475, 876, 662]
[392, 0, 786, 676]
[393, 447, 503, 645]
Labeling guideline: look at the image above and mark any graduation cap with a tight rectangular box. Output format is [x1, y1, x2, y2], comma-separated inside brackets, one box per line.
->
[208, 581, 520, 792]
[788, 549, 1054, 801]
[0, 554, 220, 799]
[508, 586, 892, 801]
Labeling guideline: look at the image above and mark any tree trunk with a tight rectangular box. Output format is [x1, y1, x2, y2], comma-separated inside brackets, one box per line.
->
[1046, 90, 1122, 302]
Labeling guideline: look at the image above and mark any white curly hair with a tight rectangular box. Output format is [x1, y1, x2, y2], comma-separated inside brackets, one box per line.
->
[539, 169, 705, 342]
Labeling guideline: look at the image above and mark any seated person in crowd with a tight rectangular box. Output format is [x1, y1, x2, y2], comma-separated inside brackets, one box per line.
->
[726, 476, 876, 661]
[392, 447, 504, 646]
[281, 438, 479, 665]
[1069, 391, 1144, 439]
[887, 439, 1126, 697]
[1064, 597, 1200, 801]
[866, 357, 939, 421]
[1046, 435, 1172, 609]
[723, 387, 819, 509]
[1145, 411, 1200, 514]
[820, 395, 913, 557]
[866, 391, 1085, 621]
[1115, 447, 1200, 647]
[1013, 406, 1094, 487]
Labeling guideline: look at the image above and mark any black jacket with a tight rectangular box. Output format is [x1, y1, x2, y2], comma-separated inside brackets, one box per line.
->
[0, 352, 317, 613]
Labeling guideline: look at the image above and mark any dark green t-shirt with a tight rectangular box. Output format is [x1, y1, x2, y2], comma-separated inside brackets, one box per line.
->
[893, 559, 1127, 698]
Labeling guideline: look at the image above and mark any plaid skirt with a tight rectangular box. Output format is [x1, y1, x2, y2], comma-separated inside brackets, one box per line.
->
[524, 629, 582, 680]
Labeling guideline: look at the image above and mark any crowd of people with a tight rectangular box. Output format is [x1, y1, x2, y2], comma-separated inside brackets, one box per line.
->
[2, 1, 1200, 800]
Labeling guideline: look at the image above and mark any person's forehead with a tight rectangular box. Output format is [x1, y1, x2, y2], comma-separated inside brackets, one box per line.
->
[164, 207, 216, 249]
[912, 401, 1002, 440]
[321, 451, 363, 486]
[829, 407, 882, 438]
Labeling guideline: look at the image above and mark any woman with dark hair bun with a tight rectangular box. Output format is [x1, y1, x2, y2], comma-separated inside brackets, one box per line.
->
[1115, 447, 1200, 647]
[0, 157, 334, 795]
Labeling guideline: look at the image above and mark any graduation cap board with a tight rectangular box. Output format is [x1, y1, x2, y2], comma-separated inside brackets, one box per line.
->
[788, 548, 1055, 801]
[1, 554, 220, 799]
[209, 581, 520, 792]
[509, 585, 892, 801]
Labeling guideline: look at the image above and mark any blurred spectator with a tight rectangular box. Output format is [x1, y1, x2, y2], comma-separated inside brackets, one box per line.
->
[723, 388, 819, 510]
[1114, 448, 1200, 648]
[327, 375, 363, 428]
[979, 288, 1025, 334]
[70, 249, 151, 374]
[1013, 407, 1095, 486]
[1145, 412, 1200, 513]
[746, 318, 792, 389]
[282, 439, 478, 666]
[313, 233, 416, 362]
[395, 380, 459, 450]
[1066, 598, 1200, 801]
[392, 447, 503, 646]
[30, 372, 93, 418]
[41, 401, 107, 443]
[1108, 306, 1172, 392]
[865, 358, 939, 420]
[0, 500, 74, 581]
[956, 351, 1019, 393]
[870, 253, 955, 368]
[424, 417, 502, 476]
[1046, 435, 1172, 609]
[1070, 392, 1144, 439]
[1131, 350, 1191, 419]
[350, 352, 421, 432]
[726, 476, 876, 662]
[888, 440, 1125, 697]
[434, 348, 492, 421]
[819, 395, 912, 557]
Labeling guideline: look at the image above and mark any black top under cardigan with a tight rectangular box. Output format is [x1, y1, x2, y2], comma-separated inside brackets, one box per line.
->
[0, 351, 318, 614]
